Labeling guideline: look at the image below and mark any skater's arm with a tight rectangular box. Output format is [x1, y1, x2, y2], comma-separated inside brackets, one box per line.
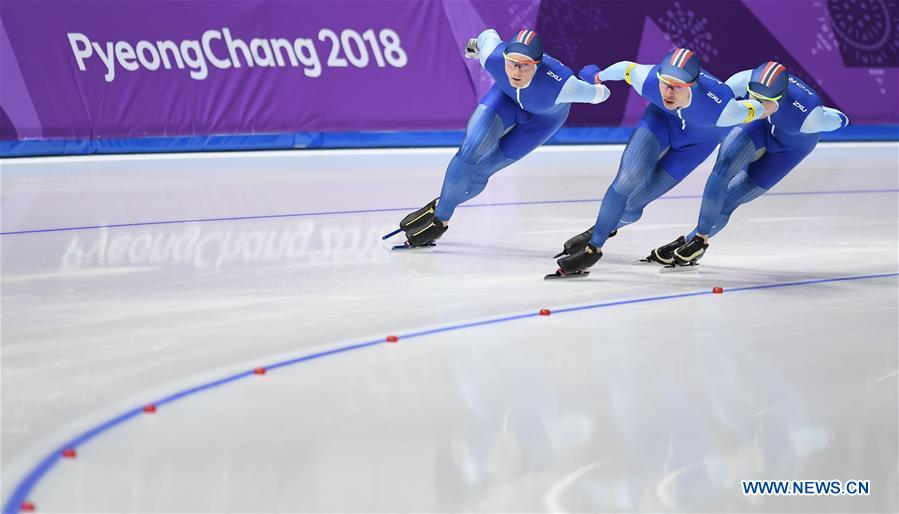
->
[557, 76, 611, 104]
[716, 98, 768, 126]
[473, 29, 502, 67]
[725, 70, 752, 98]
[800, 106, 850, 133]
[596, 61, 652, 95]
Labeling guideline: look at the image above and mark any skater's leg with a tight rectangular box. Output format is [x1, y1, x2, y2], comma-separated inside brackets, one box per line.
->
[637, 129, 735, 264]
[591, 128, 719, 247]
[587, 126, 665, 248]
[433, 86, 518, 222]
[460, 104, 571, 202]
[674, 171, 764, 263]
[617, 167, 680, 228]
[689, 138, 817, 239]
[695, 126, 759, 237]
[556, 125, 664, 274]
[704, 171, 767, 237]
[434, 105, 509, 221]
[550, 119, 661, 273]
[455, 147, 515, 202]
[747, 135, 819, 190]
[586, 103, 735, 249]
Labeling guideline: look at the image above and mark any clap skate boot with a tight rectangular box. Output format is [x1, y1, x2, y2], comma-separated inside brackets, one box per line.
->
[672, 235, 709, 266]
[383, 198, 441, 247]
[545, 243, 601, 279]
[553, 226, 617, 258]
[399, 198, 439, 234]
[402, 218, 448, 248]
[640, 235, 686, 265]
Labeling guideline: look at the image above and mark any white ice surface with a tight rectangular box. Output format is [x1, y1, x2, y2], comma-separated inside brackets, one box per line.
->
[1, 143, 897, 512]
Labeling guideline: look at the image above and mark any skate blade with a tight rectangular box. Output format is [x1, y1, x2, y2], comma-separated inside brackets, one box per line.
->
[544, 269, 590, 280]
[381, 227, 404, 240]
[633, 257, 662, 265]
[391, 241, 437, 251]
[659, 262, 699, 273]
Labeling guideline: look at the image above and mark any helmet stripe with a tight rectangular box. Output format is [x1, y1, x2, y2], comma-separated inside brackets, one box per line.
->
[671, 48, 693, 68]
[764, 64, 785, 87]
[524, 31, 537, 44]
[670, 48, 684, 66]
[760, 62, 776, 84]
[760, 61, 782, 86]
[516, 30, 528, 43]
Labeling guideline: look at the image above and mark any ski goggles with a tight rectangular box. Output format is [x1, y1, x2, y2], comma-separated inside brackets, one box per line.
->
[747, 88, 783, 102]
[656, 71, 695, 88]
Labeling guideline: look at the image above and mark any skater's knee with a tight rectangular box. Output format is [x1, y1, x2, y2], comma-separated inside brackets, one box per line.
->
[611, 160, 655, 196]
[713, 153, 742, 178]
[620, 208, 643, 224]
[444, 155, 475, 186]
[468, 171, 489, 188]
[460, 120, 501, 160]
[714, 141, 754, 179]
[464, 174, 489, 197]
[610, 176, 640, 197]
[456, 144, 485, 166]
[721, 201, 741, 215]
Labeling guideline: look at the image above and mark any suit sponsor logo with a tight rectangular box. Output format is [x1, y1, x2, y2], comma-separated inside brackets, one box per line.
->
[788, 76, 814, 96]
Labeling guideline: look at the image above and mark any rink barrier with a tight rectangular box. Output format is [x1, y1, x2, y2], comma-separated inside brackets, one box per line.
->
[2, 271, 897, 513]
[1, 125, 896, 158]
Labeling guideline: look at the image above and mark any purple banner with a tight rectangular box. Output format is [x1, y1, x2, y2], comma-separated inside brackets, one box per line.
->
[1, 0, 897, 143]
